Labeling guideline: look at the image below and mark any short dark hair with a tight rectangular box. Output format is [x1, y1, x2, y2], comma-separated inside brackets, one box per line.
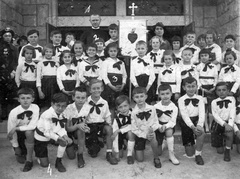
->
[215, 82, 228, 91]
[65, 32, 75, 39]
[104, 42, 119, 57]
[59, 50, 73, 65]
[182, 47, 194, 54]
[93, 38, 105, 44]
[132, 87, 147, 96]
[197, 34, 206, 43]
[108, 23, 118, 31]
[42, 43, 56, 56]
[182, 76, 197, 86]
[21, 45, 36, 58]
[199, 48, 211, 56]
[51, 93, 69, 104]
[17, 88, 34, 97]
[224, 49, 237, 62]
[27, 29, 39, 37]
[224, 34, 236, 41]
[71, 40, 85, 54]
[171, 36, 181, 43]
[50, 30, 62, 37]
[161, 50, 175, 63]
[86, 43, 97, 51]
[73, 85, 87, 96]
[185, 31, 196, 36]
[158, 84, 172, 93]
[115, 95, 130, 107]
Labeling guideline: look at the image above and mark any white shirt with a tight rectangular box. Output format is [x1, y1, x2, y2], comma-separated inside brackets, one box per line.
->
[8, 104, 39, 147]
[222, 47, 240, 67]
[178, 94, 205, 128]
[211, 96, 235, 127]
[179, 64, 199, 86]
[146, 49, 165, 74]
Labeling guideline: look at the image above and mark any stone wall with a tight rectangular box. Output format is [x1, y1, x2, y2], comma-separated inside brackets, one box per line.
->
[0, 0, 23, 35]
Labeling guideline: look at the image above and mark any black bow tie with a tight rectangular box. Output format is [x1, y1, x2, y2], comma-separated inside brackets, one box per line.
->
[24, 63, 35, 73]
[162, 69, 172, 75]
[85, 65, 98, 72]
[224, 66, 235, 73]
[150, 52, 157, 62]
[156, 109, 173, 118]
[136, 110, 151, 121]
[65, 69, 76, 77]
[34, 47, 42, 53]
[184, 98, 199, 107]
[216, 99, 231, 109]
[43, 61, 56, 67]
[138, 58, 149, 66]
[174, 58, 181, 64]
[181, 68, 194, 76]
[113, 61, 122, 70]
[236, 106, 240, 115]
[118, 114, 131, 125]
[54, 45, 62, 52]
[202, 62, 214, 72]
[72, 117, 85, 125]
[89, 101, 104, 114]
[17, 111, 33, 120]
[52, 118, 67, 128]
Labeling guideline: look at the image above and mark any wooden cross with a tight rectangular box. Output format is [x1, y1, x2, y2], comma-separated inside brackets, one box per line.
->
[129, 2, 138, 19]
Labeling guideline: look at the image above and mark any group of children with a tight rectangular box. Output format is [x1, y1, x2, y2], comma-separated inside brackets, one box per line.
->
[5, 22, 240, 174]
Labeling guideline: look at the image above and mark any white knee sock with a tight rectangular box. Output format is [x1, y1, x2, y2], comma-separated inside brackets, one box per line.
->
[166, 136, 174, 152]
[57, 146, 66, 158]
[127, 141, 135, 156]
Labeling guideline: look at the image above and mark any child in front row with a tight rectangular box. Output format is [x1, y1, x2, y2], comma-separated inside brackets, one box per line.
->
[112, 95, 135, 164]
[63, 86, 90, 168]
[178, 77, 205, 165]
[7, 88, 39, 172]
[211, 82, 235, 161]
[131, 87, 161, 168]
[130, 40, 155, 103]
[85, 79, 118, 164]
[34, 93, 72, 172]
[154, 84, 179, 165]
[234, 94, 240, 154]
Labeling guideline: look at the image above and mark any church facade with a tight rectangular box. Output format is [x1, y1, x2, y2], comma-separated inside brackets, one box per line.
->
[0, 0, 239, 49]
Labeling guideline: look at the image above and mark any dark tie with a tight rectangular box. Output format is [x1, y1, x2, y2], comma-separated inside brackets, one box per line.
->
[181, 68, 194, 76]
[202, 62, 214, 72]
[136, 110, 151, 121]
[54, 45, 62, 53]
[224, 66, 236, 73]
[113, 61, 122, 70]
[72, 117, 85, 125]
[138, 58, 149, 66]
[89, 101, 104, 114]
[43, 61, 56, 67]
[17, 111, 33, 120]
[150, 52, 157, 62]
[162, 69, 172, 75]
[236, 106, 240, 115]
[65, 69, 76, 77]
[34, 47, 42, 53]
[118, 114, 131, 125]
[156, 109, 173, 118]
[216, 99, 231, 109]
[52, 118, 67, 128]
[174, 58, 181, 64]
[85, 65, 98, 72]
[184, 98, 199, 107]
[24, 63, 35, 73]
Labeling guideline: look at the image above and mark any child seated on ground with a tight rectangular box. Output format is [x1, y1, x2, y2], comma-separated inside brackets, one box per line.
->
[63, 86, 90, 168]
[234, 94, 240, 154]
[178, 77, 205, 165]
[211, 82, 235, 162]
[131, 87, 161, 168]
[85, 79, 118, 165]
[34, 93, 72, 172]
[111, 95, 135, 164]
[7, 88, 39, 172]
[154, 84, 180, 165]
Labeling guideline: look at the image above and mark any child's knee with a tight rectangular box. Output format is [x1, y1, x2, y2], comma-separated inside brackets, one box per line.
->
[25, 130, 34, 143]
[39, 158, 49, 167]
[104, 125, 113, 135]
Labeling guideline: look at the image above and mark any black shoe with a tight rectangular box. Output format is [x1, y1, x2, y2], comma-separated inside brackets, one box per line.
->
[127, 156, 134, 165]
[106, 152, 118, 165]
[195, 155, 204, 165]
[77, 154, 85, 168]
[224, 149, 231, 162]
[154, 158, 162, 168]
[16, 154, 26, 164]
[55, 158, 66, 172]
[23, 161, 33, 172]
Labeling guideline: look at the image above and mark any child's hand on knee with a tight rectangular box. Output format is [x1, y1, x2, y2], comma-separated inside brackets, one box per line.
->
[84, 124, 90, 133]
[7, 128, 16, 140]
[57, 137, 67, 147]
[63, 136, 72, 145]
[224, 123, 233, 132]
[196, 125, 204, 136]
[77, 123, 86, 131]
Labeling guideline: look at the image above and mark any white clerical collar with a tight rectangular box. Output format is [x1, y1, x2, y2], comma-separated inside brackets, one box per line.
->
[92, 27, 100, 29]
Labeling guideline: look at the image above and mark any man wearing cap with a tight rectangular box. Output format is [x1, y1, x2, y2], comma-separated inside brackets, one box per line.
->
[80, 14, 109, 46]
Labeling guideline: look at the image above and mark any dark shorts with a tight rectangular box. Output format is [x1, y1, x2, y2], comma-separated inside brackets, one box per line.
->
[16, 131, 27, 156]
[67, 131, 78, 140]
[34, 139, 49, 158]
[234, 124, 240, 145]
[211, 120, 226, 148]
[179, 116, 199, 146]
[155, 126, 175, 145]
[118, 133, 128, 150]
[134, 136, 147, 151]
